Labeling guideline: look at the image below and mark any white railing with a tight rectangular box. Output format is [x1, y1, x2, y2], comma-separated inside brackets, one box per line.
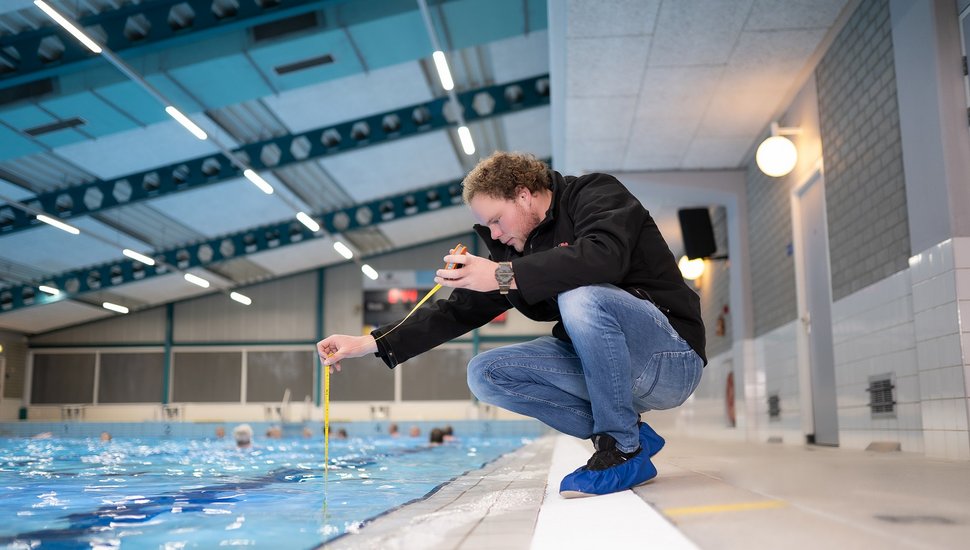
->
[60, 405, 85, 420]
[161, 404, 183, 421]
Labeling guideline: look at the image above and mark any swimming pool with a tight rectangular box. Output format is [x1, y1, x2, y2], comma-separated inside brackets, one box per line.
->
[0, 433, 533, 548]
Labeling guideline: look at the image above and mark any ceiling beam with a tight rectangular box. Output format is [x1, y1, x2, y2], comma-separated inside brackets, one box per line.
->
[0, 175, 460, 313]
[0, 154, 549, 315]
[0, 73, 550, 235]
[0, 0, 362, 89]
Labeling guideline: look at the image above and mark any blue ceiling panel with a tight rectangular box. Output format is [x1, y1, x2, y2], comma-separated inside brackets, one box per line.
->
[248, 28, 364, 92]
[39, 93, 137, 138]
[33, 129, 88, 149]
[146, 177, 296, 238]
[0, 104, 55, 130]
[0, 178, 33, 201]
[441, 0, 525, 50]
[0, 105, 86, 150]
[144, 74, 205, 114]
[166, 54, 273, 109]
[0, 126, 42, 161]
[50, 54, 204, 121]
[349, 11, 433, 70]
[96, 80, 170, 126]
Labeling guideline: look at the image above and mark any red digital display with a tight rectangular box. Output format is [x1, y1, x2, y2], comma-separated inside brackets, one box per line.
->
[387, 288, 419, 304]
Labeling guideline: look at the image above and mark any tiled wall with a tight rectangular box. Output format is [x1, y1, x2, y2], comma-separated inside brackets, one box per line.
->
[672, 0, 970, 459]
[746, 162, 797, 337]
[816, 0, 910, 301]
[679, 240, 970, 459]
[678, 321, 801, 445]
[910, 238, 970, 460]
[831, 269, 922, 452]
[758, 321, 803, 444]
[676, 350, 744, 441]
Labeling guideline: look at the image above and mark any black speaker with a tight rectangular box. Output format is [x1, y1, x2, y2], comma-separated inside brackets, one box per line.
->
[678, 208, 716, 259]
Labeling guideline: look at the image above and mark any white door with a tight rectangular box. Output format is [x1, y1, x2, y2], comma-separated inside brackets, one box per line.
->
[794, 172, 839, 446]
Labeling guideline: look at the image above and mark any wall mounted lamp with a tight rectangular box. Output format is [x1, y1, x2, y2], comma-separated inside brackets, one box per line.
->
[756, 122, 801, 177]
[678, 255, 706, 280]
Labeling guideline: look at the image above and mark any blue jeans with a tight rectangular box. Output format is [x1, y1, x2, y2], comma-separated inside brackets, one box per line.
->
[467, 284, 703, 454]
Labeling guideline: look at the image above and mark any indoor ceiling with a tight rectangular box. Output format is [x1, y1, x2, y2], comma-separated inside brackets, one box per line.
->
[0, 0, 851, 334]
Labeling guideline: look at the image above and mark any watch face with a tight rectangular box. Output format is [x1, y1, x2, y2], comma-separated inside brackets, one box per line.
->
[495, 264, 513, 284]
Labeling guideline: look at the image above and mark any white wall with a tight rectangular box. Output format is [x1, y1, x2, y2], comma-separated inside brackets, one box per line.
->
[20, 400, 530, 423]
[676, 244, 970, 461]
[676, 350, 743, 441]
[831, 269, 922, 452]
[910, 237, 970, 460]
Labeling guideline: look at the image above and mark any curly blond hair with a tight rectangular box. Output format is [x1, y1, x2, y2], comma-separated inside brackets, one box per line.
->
[462, 152, 550, 203]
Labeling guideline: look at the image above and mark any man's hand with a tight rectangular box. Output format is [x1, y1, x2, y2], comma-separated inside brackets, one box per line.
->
[316, 334, 377, 373]
[434, 251, 503, 292]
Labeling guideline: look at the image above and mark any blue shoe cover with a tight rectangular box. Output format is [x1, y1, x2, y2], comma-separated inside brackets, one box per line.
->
[559, 449, 657, 498]
[639, 421, 665, 457]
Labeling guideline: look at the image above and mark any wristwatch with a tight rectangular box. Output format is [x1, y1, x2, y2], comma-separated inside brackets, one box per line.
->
[494, 262, 514, 295]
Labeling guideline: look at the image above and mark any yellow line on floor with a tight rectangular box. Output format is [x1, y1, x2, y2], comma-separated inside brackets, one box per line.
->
[663, 500, 788, 517]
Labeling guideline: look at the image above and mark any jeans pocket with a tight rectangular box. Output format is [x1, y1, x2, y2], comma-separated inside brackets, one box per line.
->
[632, 353, 664, 401]
[633, 350, 702, 410]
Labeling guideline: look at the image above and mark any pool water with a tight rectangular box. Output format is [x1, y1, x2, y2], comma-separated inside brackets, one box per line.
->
[0, 435, 531, 548]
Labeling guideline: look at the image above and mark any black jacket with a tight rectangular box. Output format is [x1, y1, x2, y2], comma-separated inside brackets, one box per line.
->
[372, 170, 707, 367]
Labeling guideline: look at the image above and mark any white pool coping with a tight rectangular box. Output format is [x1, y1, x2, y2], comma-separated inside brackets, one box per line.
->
[531, 435, 698, 550]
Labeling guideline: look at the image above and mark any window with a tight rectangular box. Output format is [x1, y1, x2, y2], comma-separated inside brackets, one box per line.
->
[172, 352, 242, 402]
[98, 353, 164, 403]
[246, 351, 313, 402]
[31, 353, 95, 404]
[401, 347, 473, 401]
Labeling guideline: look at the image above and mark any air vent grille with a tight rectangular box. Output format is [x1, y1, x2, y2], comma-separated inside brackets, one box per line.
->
[252, 12, 318, 42]
[768, 394, 780, 420]
[867, 375, 895, 417]
[25, 117, 85, 137]
[0, 78, 54, 107]
[275, 54, 334, 75]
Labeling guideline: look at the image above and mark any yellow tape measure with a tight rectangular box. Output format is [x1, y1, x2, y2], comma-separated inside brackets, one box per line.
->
[322, 243, 466, 515]
[323, 355, 330, 518]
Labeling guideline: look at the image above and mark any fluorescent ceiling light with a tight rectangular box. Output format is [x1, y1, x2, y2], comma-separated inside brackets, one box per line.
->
[230, 292, 252, 305]
[36, 214, 80, 235]
[123, 248, 155, 266]
[243, 169, 275, 194]
[165, 106, 208, 140]
[183, 273, 210, 288]
[296, 212, 320, 232]
[432, 51, 454, 91]
[39, 285, 59, 296]
[333, 241, 353, 259]
[102, 302, 129, 314]
[361, 264, 379, 280]
[457, 126, 475, 155]
[34, 1, 102, 54]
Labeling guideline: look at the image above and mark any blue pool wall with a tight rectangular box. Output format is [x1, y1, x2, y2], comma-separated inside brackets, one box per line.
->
[0, 419, 549, 439]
